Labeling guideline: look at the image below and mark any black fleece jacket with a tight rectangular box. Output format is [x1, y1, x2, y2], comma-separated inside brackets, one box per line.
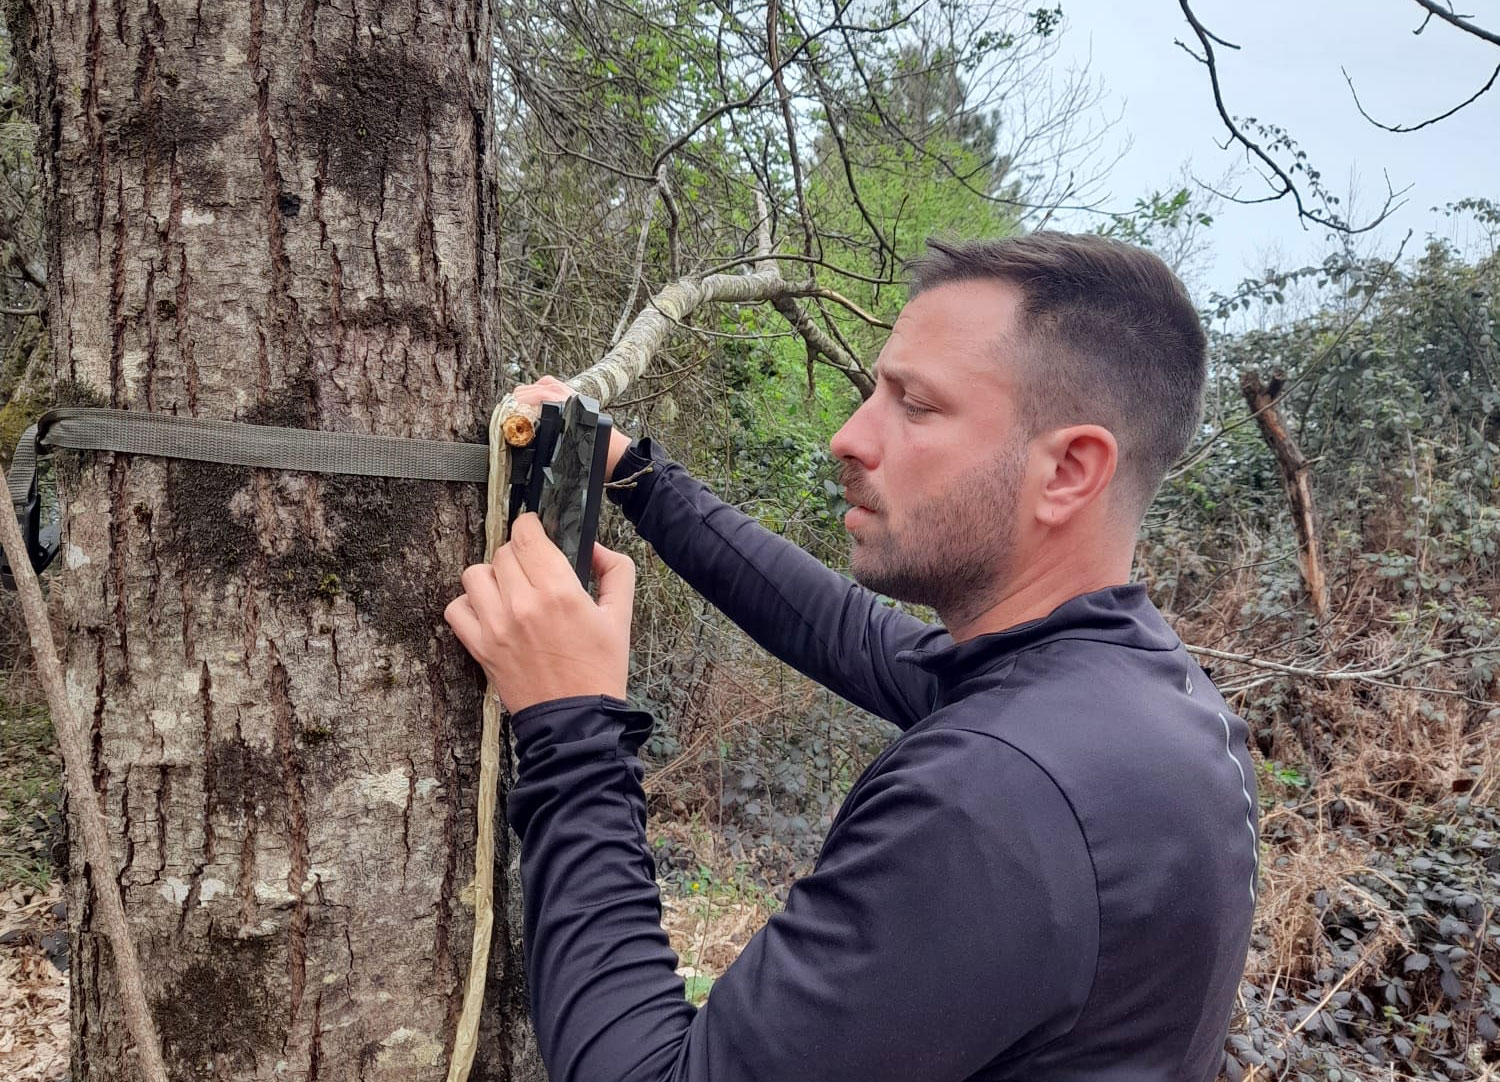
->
[505, 437, 1258, 1081]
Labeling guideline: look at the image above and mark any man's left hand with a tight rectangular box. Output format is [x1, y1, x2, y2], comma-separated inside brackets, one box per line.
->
[445, 513, 636, 713]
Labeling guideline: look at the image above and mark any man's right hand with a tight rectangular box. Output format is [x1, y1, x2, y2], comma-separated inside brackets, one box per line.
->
[512, 375, 633, 479]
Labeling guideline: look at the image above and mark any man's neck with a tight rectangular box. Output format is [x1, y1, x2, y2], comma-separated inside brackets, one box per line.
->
[943, 556, 1134, 643]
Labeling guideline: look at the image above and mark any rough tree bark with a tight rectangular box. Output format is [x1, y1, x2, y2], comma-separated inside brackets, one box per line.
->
[7, 0, 540, 1078]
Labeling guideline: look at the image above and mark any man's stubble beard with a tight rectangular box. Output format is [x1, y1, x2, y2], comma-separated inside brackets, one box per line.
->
[847, 439, 1028, 629]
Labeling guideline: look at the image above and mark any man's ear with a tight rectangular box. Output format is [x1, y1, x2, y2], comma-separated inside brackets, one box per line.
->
[1032, 425, 1117, 528]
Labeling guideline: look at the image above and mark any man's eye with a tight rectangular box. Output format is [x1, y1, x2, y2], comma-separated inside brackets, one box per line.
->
[903, 401, 931, 418]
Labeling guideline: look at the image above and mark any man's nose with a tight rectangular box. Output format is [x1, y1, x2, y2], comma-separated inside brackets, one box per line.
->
[830, 401, 875, 466]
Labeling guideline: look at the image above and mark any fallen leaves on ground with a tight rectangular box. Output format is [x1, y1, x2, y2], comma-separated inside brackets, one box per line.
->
[0, 880, 67, 1082]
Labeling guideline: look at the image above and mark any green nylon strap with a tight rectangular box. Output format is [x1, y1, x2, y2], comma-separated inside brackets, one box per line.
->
[8, 406, 491, 514]
[6, 415, 41, 515]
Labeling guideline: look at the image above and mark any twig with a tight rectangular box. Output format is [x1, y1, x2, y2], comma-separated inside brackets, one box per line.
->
[753, 191, 875, 397]
[535, 248, 573, 330]
[611, 191, 660, 346]
[766, 0, 815, 259]
[811, 294, 871, 364]
[1410, 0, 1500, 47]
[0, 499, 169, 1082]
[1284, 934, 1385, 1040]
[701, 250, 900, 285]
[1176, 0, 1400, 233]
[789, 284, 893, 329]
[657, 165, 680, 279]
[0, 210, 46, 290]
[805, 59, 900, 274]
[604, 464, 654, 490]
[1344, 61, 1500, 133]
[1187, 641, 1500, 682]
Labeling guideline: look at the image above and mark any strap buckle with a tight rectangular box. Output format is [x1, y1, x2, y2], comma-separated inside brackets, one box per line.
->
[3, 423, 60, 589]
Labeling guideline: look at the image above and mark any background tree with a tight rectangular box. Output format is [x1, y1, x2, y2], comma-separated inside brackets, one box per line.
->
[0, 19, 44, 456]
[1141, 214, 1500, 1076]
[487, 0, 1113, 723]
[1175, 0, 1500, 232]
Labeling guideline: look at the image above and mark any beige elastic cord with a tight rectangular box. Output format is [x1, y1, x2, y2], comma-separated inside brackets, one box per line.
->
[446, 391, 546, 1082]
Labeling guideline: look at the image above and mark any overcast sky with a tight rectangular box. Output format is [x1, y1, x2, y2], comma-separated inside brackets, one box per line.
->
[1042, 0, 1500, 303]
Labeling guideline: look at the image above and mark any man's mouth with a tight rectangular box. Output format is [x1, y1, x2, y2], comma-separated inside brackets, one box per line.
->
[840, 469, 880, 513]
[840, 475, 879, 531]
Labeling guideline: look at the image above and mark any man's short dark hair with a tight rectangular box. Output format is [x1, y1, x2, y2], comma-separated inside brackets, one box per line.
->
[906, 232, 1207, 522]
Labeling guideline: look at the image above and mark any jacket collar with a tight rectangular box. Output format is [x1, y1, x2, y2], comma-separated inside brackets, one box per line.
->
[895, 583, 1180, 683]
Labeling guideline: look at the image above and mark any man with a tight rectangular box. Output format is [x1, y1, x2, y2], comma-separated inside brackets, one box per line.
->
[445, 233, 1258, 1081]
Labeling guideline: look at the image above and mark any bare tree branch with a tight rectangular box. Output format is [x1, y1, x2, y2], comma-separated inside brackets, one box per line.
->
[500, 202, 876, 426]
[1176, 0, 1402, 234]
[1344, 61, 1500, 132]
[611, 191, 659, 347]
[0, 502, 170, 1082]
[1410, 0, 1500, 48]
[767, 0, 816, 258]
[1186, 641, 1500, 684]
[812, 295, 869, 364]
[703, 250, 900, 285]
[0, 207, 45, 290]
[656, 165, 681, 279]
[753, 190, 874, 397]
[787, 283, 893, 329]
[805, 61, 901, 275]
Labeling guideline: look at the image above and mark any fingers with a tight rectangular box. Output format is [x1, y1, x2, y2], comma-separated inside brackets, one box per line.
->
[443, 594, 484, 654]
[507, 513, 579, 592]
[591, 542, 636, 628]
[459, 562, 505, 630]
[512, 375, 574, 407]
[457, 518, 628, 640]
[447, 524, 635, 711]
[491, 536, 531, 601]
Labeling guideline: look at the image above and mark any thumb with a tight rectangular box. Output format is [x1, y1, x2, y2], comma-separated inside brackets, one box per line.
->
[591, 543, 636, 627]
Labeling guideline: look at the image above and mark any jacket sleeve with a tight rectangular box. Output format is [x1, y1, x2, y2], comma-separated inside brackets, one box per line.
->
[505, 696, 1101, 1082]
[606, 437, 943, 730]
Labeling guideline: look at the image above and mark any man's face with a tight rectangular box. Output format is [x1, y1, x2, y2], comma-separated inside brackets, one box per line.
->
[830, 280, 1031, 624]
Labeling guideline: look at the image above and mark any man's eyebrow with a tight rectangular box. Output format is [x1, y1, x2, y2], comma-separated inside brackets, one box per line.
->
[875, 365, 940, 396]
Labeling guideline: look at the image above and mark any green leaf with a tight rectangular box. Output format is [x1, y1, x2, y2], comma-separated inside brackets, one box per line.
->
[683, 974, 715, 1005]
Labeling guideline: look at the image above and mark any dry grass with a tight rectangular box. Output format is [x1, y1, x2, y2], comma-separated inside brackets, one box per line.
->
[662, 889, 773, 986]
[1161, 540, 1500, 1077]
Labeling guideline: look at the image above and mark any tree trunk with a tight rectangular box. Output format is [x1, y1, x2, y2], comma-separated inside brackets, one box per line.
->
[1241, 369, 1329, 626]
[9, 0, 539, 1077]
